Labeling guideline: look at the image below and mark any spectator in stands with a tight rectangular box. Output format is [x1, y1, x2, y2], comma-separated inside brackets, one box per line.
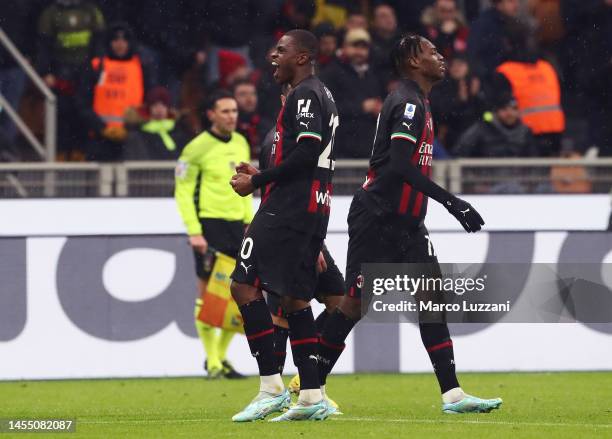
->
[312, 0, 352, 29]
[420, 0, 469, 61]
[574, 0, 612, 155]
[123, 86, 191, 160]
[37, 0, 106, 160]
[191, 0, 255, 84]
[467, 0, 521, 81]
[384, 0, 434, 33]
[0, 1, 34, 146]
[430, 54, 484, 151]
[344, 9, 368, 31]
[321, 28, 384, 158]
[314, 22, 339, 69]
[77, 22, 152, 161]
[454, 95, 536, 158]
[370, 3, 401, 85]
[217, 50, 251, 91]
[494, 26, 565, 156]
[233, 79, 272, 157]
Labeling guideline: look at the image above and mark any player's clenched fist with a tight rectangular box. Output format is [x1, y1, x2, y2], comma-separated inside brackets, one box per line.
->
[235, 161, 259, 176]
[230, 173, 255, 196]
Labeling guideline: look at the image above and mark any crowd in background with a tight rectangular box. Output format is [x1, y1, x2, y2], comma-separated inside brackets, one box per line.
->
[0, 0, 610, 163]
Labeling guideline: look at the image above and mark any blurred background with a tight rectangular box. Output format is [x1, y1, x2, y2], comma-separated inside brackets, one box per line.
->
[0, 0, 611, 196]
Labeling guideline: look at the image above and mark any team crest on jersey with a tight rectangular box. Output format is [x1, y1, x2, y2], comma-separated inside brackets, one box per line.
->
[404, 103, 416, 120]
[296, 99, 314, 119]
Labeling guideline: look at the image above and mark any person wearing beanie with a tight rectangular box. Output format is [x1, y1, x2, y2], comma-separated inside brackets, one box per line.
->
[76, 22, 154, 161]
[123, 86, 191, 160]
[454, 95, 536, 159]
[217, 50, 249, 90]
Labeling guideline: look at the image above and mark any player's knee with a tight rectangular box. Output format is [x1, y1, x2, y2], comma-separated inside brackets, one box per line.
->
[280, 296, 310, 314]
[323, 295, 342, 312]
[339, 296, 362, 321]
[230, 281, 262, 306]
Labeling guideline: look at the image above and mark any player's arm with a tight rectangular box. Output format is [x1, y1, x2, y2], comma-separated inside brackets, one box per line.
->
[174, 142, 203, 237]
[388, 102, 484, 233]
[250, 90, 323, 188]
[241, 141, 255, 225]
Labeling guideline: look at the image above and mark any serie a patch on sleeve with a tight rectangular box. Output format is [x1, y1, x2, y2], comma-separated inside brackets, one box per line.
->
[404, 103, 416, 120]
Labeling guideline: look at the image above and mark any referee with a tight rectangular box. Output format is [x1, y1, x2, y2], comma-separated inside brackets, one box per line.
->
[175, 89, 253, 379]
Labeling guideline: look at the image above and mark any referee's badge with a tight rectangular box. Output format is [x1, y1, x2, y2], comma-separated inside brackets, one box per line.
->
[175, 161, 188, 179]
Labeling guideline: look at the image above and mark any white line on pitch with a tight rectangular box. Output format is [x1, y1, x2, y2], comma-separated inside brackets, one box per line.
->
[76, 417, 612, 429]
[334, 417, 612, 429]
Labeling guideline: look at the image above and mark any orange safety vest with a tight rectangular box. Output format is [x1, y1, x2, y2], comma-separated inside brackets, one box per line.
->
[496, 60, 565, 135]
[92, 56, 144, 128]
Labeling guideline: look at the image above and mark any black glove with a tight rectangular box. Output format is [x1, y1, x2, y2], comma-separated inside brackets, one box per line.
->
[445, 196, 484, 233]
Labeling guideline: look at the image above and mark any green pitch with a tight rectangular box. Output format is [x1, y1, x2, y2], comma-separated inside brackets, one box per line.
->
[1, 372, 610, 438]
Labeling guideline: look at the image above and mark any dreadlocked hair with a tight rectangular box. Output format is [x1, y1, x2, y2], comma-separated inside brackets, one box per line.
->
[391, 33, 424, 76]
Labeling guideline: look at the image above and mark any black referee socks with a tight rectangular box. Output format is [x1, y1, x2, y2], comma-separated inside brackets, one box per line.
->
[318, 308, 356, 385]
[420, 323, 460, 393]
[273, 325, 289, 374]
[286, 307, 320, 390]
[239, 299, 277, 377]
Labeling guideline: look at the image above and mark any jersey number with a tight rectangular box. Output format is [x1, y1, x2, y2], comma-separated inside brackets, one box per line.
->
[240, 237, 254, 260]
[317, 114, 339, 170]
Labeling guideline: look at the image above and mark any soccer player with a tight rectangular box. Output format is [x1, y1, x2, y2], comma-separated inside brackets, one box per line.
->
[175, 90, 253, 379]
[229, 29, 339, 422]
[316, 34, 503, 414]
[259, 90, 343, 411]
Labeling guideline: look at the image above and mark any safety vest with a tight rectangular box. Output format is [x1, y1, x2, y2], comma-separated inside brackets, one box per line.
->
[496, 60, 565, 135]
[92, 56, 144, 128]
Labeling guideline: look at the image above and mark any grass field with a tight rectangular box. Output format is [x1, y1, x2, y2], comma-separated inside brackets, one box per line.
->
[1, 372, 611, 438]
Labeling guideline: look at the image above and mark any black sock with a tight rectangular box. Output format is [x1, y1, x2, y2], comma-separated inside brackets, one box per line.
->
[286, 307, 320, 390]
[318, 308, 356, 385]
[239, 299, 277, 376]
[314, 309, 330, 336]
[420, 323, 460, 393]
[273, 325, 289, 374]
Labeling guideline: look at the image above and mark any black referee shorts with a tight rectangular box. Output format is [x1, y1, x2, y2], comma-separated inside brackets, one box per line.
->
[344, 195, 441, 299]
[230, 212, 323, 301]
[193, 218, 244, 280]
[267, 245, 345, 317]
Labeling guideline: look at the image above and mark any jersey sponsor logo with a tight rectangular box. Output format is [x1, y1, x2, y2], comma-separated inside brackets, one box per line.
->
[418, 141, 433, 167]
[404, 103, 416, 120]
[299, 121, 311, 129]
[315, 189, 332, 207]
[402, 121, 412, 130]
[175, 160, 188, 179]
[296, 99, 314, 119]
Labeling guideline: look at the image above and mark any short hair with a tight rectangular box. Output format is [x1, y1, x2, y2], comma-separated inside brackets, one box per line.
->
[205, 89, 235, 111]
[391, 33, 424, 76]
[285, 29, 319, 60]
[231, 78, 256, 94]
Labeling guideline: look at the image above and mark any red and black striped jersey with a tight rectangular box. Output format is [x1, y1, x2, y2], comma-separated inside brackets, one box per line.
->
[360, 79, 435, 228]
[259, 75, 339, 238]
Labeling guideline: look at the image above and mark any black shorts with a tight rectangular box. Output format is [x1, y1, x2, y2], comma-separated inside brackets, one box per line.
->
[230, 213, 323, 301]
[267, 245, 345, 317]
[344, 195, 441, 299]
[193, 218, 244, 280]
